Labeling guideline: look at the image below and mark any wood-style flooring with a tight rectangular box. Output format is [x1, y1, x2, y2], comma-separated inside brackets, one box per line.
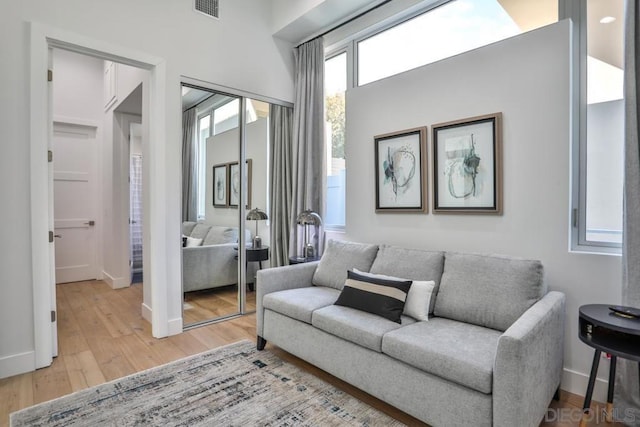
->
[0, 280, 621, 426]
[183, 284, 256, 326]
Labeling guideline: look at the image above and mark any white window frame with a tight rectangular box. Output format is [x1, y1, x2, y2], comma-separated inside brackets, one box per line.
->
[196, 111, 212, 220]
[564, 0, 623, 254]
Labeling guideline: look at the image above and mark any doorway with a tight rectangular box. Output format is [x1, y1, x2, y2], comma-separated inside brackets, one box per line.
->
[29, 22, 167, 369]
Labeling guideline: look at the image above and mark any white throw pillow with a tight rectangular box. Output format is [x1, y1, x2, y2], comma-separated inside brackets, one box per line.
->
[185, 236, 203, 247]
[353, 268, 435, 321]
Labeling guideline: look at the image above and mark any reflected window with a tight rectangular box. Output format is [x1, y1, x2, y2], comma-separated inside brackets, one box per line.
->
[197, 114, 211, 219]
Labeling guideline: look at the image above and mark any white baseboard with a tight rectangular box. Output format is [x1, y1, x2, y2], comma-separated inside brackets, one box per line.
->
[102, 270, 129, 289]
[168, 317, 183, 336]
[562, 367, 609, 403]
[141, 303, 152, 323]
[0, 351, 35, 379]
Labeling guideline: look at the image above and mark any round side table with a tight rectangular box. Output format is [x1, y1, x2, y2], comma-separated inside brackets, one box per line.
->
[578, 304, 640, 425]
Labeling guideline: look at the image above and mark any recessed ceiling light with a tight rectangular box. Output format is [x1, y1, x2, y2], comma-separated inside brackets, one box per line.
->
[600, 16, 616, 24]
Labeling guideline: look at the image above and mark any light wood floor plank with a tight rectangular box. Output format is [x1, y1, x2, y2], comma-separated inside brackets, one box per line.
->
[63, 350, 106, 392]
[32, 356, 72, 405]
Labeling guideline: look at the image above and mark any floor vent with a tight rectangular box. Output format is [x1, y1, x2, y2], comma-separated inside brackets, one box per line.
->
[194, 0, 219, 19]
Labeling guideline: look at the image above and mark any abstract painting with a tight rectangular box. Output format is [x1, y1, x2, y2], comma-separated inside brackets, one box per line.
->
[213, 163, 228, 207]
[229, 159, 252, 209]
[375, 127, 427, 212]
[432, 113, 502, 214]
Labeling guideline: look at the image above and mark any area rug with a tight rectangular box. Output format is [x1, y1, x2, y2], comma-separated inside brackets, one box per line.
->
[10, 340, 405, 426]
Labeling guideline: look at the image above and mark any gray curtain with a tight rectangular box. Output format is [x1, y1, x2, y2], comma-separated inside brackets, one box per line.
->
[269, 104, 294, 267]
[289, 37, 326, 258]
[182, 108, 198, 222]
[615, 1, 640, 424]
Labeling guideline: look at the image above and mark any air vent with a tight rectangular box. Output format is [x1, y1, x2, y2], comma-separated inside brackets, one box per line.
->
[194, 0, 219, 19]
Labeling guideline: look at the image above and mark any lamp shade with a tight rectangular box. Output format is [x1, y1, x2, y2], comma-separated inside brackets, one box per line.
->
[246, 207, 268, 221]
[296, 209, 322, 226]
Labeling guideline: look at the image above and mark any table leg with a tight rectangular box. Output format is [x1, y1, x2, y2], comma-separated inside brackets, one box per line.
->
[581, 350, 601, 427]
[605, 355, 616, 422]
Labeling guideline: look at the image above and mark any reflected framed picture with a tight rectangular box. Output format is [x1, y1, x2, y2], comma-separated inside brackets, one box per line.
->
[375, 127, 427, 213]
[212, 163, 228, 207]
[229, 159, 252, 209]
[432, 112, 502, 214]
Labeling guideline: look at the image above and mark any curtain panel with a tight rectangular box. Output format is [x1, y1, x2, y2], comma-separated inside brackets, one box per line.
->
[615, 0, 640, 424]
[289, 37, 326, 259]
[269, 105, 294, 267]
[182, 108, 198, 222]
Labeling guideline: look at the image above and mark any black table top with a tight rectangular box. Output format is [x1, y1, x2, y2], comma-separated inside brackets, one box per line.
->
[580, 304, 640, 336]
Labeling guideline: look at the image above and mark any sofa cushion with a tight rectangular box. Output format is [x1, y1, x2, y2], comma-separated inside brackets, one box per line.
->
[190, 223, 212, 240]
[203, 226, 237, 246]
[369, 245, 444, 314]
[312, 305, 415, 352]
[312, 240, 379, 290]
[353, 268, 434, 322]
[334, 270, 412, 323]
[182, 221, 197, 236]
[263, 286, 340, 324]
[434, 252, 545, 331]
[382, 318, 501, 394]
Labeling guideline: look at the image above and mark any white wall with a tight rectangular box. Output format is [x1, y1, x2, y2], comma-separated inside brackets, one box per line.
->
[0, 0, 293, 378]
[345, 21, 621, 401]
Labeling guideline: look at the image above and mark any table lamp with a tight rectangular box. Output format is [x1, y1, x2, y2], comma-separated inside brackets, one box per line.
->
[296, 209, 322, 259]
[246, 207, 268, 248]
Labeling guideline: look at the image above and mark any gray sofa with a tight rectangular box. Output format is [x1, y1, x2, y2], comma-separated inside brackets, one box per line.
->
[256, 240, 565, 427]
[182, 221, 252, 293]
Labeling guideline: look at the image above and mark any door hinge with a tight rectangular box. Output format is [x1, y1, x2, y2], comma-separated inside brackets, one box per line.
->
[51, 310, 56, 322]
[49, 230, 54, 243]
[572, 208, 578, 228]
[48, 150, 53, 163]
[47, 69, 53, 82]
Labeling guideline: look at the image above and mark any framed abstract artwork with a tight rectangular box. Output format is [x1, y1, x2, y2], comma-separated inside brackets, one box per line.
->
[212, 164, 228, 207]
[374, 127, 427, 213]
[229, 159, 252, 209]
[432, 113, 502, 214]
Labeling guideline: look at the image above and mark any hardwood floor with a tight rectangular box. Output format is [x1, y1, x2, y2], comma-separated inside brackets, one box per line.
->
[0, 280, 620, 426]
[183, 285, 256, 326]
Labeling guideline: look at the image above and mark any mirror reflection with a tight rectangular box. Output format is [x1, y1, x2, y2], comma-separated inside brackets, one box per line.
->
[181, 84, 270, 327]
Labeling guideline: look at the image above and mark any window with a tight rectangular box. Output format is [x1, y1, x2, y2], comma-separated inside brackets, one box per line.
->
[574, 0, 624, 250]
[196, 114, 211, 219]
[357, 0, 557, 86]
[325, 52, 347, 228]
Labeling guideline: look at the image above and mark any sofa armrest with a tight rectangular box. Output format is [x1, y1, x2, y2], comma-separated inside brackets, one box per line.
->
[493, 291, 565, 427]
[256, 261, 319, 337]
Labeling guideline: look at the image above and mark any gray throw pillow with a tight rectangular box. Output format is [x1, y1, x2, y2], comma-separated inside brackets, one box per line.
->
[312, 240, 379, 290]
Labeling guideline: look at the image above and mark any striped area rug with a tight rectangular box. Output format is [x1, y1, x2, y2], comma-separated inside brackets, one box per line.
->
[11, 340, 405, 426]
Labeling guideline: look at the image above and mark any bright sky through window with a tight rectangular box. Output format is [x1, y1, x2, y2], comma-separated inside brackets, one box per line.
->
[358, 0, 521, 85]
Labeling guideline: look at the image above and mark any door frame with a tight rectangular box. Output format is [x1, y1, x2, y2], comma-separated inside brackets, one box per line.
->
[29, 22, 170, 369]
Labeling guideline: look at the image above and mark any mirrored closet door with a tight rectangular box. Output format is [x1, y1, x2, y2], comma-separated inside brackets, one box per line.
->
[181, 83, 271, 328]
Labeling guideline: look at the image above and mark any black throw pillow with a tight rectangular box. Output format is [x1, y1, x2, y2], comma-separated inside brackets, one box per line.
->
[334, 269, 412, 323]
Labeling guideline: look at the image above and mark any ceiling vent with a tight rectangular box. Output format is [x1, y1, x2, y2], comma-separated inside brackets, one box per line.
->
[194, 0, 219, 19]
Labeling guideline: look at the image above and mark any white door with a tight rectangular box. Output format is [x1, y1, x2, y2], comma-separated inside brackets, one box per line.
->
[53, 121, 98, 284]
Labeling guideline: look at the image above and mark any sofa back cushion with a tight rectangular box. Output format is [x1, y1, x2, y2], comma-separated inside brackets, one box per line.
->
[312, 240, 379, 290]
[182, 221, 197, 236]
[433, 252, 545, 331]
[203, 226, 238, 245]
[369, 245, 444, 314]
[190, 223, 212, 240]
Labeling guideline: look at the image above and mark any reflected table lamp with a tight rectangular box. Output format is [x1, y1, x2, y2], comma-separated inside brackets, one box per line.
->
[296, 209, 322, 259]
[246, 207, 268, 248]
